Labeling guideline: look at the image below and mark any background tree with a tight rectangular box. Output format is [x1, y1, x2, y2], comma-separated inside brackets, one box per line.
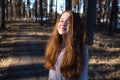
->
[1, 0, 6, 30]
[17, 0, 22, 19]
[66, 0, 72, 10]
[39, 0, 43, 25]
[10, 0, 13, 20]
[86, 0, 96, 45]
[55, 0, 58, 20]
[27, 0, 31, 18]
[0, 0, 2, 17]
[83, 0, 88, 14]
[5, 0, 8, 19]
[34, 0, 38, 22]
[72, 0, 80, 12]
[106, 0, 111, 25]
[50, 0, 53, 19]
[108, 0, 118, 35]
[21, 0, 25, 18]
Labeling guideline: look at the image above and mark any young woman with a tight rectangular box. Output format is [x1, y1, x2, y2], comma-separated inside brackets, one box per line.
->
[44, 11, 89, 80]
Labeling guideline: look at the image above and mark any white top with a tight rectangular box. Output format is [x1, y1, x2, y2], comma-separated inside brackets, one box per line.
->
[48, 45, 89, 80]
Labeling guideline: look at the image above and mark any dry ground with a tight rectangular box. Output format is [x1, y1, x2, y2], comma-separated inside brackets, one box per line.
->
[0, 21, 120, 80]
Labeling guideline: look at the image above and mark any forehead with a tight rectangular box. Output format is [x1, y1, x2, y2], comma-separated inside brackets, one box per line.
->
[60, 12, 71, 21]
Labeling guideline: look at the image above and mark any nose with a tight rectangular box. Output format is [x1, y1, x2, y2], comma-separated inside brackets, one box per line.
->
[62, 22, 67, 28]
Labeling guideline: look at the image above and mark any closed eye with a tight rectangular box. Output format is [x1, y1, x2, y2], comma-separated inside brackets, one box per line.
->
[60, 20, 63, 22]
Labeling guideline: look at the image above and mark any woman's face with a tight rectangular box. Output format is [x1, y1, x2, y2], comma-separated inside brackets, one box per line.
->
[57, 12, 71, 35]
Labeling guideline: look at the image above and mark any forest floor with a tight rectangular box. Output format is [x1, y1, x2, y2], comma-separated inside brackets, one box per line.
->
[0, 20, 120, 80]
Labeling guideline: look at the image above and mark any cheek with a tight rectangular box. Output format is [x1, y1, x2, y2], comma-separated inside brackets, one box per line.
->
[67, 25, 69, 32]
[57, 23, 60, 29]
[57, 22, 61, 28]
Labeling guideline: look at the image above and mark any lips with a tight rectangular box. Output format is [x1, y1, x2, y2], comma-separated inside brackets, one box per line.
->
[59, 25, 67, 30]
[58, 25, 67, 35]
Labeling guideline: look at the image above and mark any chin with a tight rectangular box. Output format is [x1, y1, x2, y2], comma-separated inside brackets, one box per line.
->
[58, 30, 67, 35]
[59, 32, 67, 35]
[59, 33, 64, 35]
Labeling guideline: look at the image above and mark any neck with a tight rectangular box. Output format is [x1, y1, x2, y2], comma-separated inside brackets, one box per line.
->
[62, 34, 66, 44]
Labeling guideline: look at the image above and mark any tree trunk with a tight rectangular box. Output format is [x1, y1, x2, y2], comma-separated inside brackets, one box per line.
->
[106, 0, 111, 24]
[99, 0, 102, 24]
[20, 0, 24, 18]
[86, 0, 96, 45]
[83, 0, 87, 14]
[55, 0, 58, 20]
[1, 0, 6, 30]
[108, 0, 118, 35]
[27, 0, 31, 18]
[39, 0, 43, 25]
[5, 0, 8, 20]
[66, 0, 72, 10]
[18, 0, 21, 19]
[10, 0, 13, 20]
[23, 3, 25, 18]
[35, 0, 38, 22]
[77, 0, 80, 12]
[50, 0, 53, 19]
[12, 0, 17, 19]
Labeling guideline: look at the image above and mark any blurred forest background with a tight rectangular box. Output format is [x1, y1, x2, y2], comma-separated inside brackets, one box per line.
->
[0, 0, 120, 80]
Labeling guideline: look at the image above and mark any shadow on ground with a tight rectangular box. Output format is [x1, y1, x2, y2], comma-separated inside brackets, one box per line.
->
[0, 21, 120, 80]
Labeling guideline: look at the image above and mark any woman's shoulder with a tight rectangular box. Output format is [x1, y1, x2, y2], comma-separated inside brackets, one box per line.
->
[84, 45, 89, 60]
[84, 45, 88, 54]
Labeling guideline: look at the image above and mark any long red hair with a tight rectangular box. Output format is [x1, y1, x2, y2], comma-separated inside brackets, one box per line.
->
[44, 11, 85, 79]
